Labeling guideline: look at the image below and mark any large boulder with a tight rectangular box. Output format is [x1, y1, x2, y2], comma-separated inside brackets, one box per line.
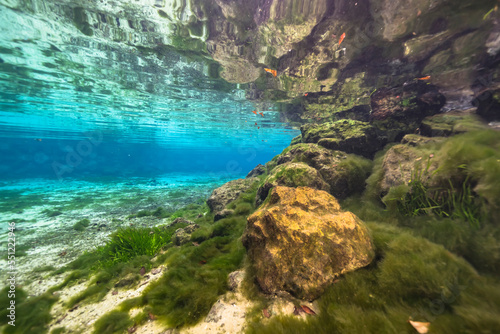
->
[301, 119, 385, 158]
[207, 177, 259, 212]
[274, 143, 372, 199]
[243, 186, 375, 300]
[255, 162, 330, 206]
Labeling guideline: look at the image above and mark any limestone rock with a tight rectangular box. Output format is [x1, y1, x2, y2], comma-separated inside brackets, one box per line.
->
[243, 186, 375, 300]
[255, 162, 330, 206]
[172, 224, 200, 246]
[207, 177, 259, 212]
[301, 119, 384, 158]
[170, 217, 195, 227]
[228, 270, 245, 292]
[214, 209, 234, 222]
[246, 164, 266, 178]
[274, 143, 371, 199]
[378, 144, 438, 195]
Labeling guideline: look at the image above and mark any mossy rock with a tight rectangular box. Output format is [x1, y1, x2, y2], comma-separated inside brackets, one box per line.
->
[274, 143, 372, 199]
[290, 134, 302, 146]
[420, 111, 487, 137]
[301, 119, 385, 158]
[243, 186, 375, 300]
[256, 162, 329, 206]
[207, 177, 260, 212]
[401, 134, 446, 147]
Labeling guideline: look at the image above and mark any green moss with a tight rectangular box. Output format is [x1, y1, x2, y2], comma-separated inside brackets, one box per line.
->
[73, 218, 90, 231]
[0, 287, 58, 333]
[92, 310, 133, 334]
[246, 222, 486, 333]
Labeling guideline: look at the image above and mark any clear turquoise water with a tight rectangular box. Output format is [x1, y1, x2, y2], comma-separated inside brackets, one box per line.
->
[0, 3, 298, 282]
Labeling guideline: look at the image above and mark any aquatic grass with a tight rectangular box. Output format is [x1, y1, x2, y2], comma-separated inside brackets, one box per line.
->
[114, 182, 261, 328]
[138, 236, 246, 328]
[92, 310, 133, 334]
[0, 287, 58, 334]
[383, 155, 483, 227]
[99, 227, 166, 265]
[72, 218, 90, 231]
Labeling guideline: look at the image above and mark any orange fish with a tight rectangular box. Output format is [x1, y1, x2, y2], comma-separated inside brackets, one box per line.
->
[300, 305, 316, 315]
[258, 126, 260, 129]
[259, 112, 264, 117]
[255, 122, 257, 125]
[35, 138, 42, 142]
[338, 32, 346, 46]
[264, 68, 277, 77]
[417, 76, 431, 81]
[252, 110, 257, 115]
[262, 308, 270, 318]
[304, 93, 308, 96]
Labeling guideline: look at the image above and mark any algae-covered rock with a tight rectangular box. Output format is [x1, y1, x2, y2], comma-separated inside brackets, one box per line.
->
[378, 143, 438, 195]
[301, 119, 384, 158]
[243, 186, 375, 300]
[172, 224, 200, 246]
[420, 111, 487, 137]
[401, 134, 446, 147]
[246, 164, 266, 178]
[275, 143, 372, 199]
[255, 162, 329, 206]
[207, 177, 259, 212]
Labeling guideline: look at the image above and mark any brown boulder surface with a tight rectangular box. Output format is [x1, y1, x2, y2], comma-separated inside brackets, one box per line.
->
[243, 186, 375, 300]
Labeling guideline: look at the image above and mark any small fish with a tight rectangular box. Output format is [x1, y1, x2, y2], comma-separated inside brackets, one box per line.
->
[264, 68, 277, 77]
[300, 305, 316, 315]
[199, 260, 207, 265]
[338, 32, 346, 46]
[259, 112, 264, 117]
[148, 312, 156, 320]
[35, 138, 42, 142]
[258, 126, 260, 129]
[140, 266, 146, 276]
[304, 93, 308, 96]
[262, 308, 270, 318]
[417, 76, 431, 81]
[255, 122, 257, 126]
[417, 9, 422, 17]
[252, 110, 257, 115]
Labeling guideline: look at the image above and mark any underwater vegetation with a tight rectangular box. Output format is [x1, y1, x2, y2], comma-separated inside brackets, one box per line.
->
[5, 131, 499, 334]
[73, 218, 90, 231]
[245, 223, 500, 333]
[0, 287, 58, 334]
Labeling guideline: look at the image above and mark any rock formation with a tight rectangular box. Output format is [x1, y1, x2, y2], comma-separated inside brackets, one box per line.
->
[243, 186, 375, 300]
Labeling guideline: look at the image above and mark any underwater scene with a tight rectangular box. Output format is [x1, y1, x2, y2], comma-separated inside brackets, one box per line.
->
[1, 0, 500, 333]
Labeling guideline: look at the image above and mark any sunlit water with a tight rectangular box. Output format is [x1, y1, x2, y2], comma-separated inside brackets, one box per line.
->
[0, 3, 299, 283]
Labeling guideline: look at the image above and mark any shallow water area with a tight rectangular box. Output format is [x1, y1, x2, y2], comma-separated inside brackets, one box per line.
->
[0, 172, 244, 287]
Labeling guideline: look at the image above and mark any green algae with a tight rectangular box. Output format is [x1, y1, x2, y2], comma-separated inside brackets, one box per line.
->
[73, 218, 90, 231]
[245, 221, 500, 334]
[0, 287, 58, 334]
[92, 310, 133, 334]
